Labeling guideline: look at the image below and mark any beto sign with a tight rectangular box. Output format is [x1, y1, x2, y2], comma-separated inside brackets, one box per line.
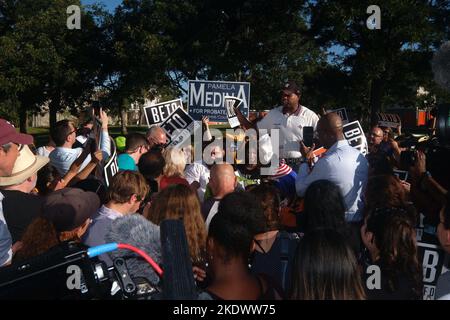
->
[188, 80, 250, 122]
[143, 99, 183, 127]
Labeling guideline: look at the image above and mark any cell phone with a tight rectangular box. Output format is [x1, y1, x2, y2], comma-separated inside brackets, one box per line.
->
[393, 169, 408, 181]
[92, 101, 100, 116]
[303, 126, 314, 148]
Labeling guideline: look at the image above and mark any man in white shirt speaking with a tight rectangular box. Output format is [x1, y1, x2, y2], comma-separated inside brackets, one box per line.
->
[234, 81, 319, 169]
[295, 112, 369, 223]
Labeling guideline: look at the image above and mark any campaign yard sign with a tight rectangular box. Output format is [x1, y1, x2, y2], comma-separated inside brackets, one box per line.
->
[143, 98, 183, 127]
[103, 137, 118, 187]
[160, 107, 199, 147]
[418, 242, 449, 300]
[224, 96, 243, 128]
[328, 108, 349, 124]
[188, 80, 250, 122]
[377, 112, 401, 129]
[343, 121, 369, 155]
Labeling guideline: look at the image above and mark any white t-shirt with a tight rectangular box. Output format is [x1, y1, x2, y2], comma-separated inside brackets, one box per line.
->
[184, 161, 210, 202]
[257, 105, 319, 158]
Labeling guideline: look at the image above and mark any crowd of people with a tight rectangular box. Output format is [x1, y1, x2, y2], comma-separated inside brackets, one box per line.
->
[0, 80, 449, 300]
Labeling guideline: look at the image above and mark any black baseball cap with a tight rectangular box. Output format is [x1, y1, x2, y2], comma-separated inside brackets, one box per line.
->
[282, 80, 301, 96]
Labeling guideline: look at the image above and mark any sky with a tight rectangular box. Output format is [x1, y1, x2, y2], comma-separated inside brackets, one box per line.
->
[81, 0, 122, 12]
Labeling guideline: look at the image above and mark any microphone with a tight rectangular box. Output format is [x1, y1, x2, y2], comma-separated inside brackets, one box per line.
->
[160, 219, 198, 300]
[104, 214, 162, 285]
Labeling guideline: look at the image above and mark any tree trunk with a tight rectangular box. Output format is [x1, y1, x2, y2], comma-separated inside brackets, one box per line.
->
[120, 101, 128, 135]
[19, 107, 27, 133]
[369, 78, 383, 127]
[49, 98, 59, 129]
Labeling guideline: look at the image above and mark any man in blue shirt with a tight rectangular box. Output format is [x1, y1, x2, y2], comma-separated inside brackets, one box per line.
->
[295, 113, 369, 222]
[49, 110, 111, 176]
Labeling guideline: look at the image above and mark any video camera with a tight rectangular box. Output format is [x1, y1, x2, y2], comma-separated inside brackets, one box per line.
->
[0, 241, 160, 300]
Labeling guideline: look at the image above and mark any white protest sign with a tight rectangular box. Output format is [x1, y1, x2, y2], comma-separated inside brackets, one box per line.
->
[377, 112, 401, 129]
[224, 96, 243, 128]
[342, 121, 369, 155]
[143, 98, 183, 127]
[103, 137, 118, 187]
[417, 242, 449, 300]
[160, 107, 199, 147]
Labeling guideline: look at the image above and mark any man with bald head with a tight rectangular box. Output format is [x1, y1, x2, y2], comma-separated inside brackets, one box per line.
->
[296, 112, 369, 222]
[201, 163, 237, 231]
[368, 126, 384, 154]
[146, 126, 167, 151]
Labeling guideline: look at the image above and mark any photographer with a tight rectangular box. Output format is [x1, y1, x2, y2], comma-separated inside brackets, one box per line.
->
[409, 150, 448, 230]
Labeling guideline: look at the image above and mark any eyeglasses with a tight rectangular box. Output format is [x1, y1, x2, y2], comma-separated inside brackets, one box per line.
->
[370, 132, 383, 138]
[67, 129, 77, 137]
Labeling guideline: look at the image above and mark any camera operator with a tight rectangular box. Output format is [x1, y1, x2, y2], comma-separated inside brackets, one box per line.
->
[409, 150, 448, 237]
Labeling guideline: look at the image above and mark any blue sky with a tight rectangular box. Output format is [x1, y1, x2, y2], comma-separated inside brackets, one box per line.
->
[81, 0, 122, 12]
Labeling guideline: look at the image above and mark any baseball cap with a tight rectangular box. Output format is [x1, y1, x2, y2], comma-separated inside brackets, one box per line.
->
[42, 188, 100, 232]
[0, 119, 33, 146]
[115, 136, 126, 152]
[282, 80, 301, 96]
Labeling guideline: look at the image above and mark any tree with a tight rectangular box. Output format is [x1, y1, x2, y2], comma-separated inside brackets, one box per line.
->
[308, 0, 450, 125]
[151, 0, 324, 110]
[0, 0, 105, 131]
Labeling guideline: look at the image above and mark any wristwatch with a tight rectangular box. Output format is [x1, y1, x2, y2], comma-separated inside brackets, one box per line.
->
[423, 171, 432, 178]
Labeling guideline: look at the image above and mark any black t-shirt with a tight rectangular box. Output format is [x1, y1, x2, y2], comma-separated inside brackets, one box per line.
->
[362, 260, 422, 300]
[2, 190, 43, 243]
[250, 231, 301, 292]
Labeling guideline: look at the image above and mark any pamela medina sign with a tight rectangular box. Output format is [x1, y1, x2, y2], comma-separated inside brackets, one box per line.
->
[188, 80, 250, 122]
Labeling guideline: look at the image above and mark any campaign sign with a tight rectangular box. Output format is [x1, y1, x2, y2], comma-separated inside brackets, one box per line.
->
[328, 108, 349, 124]
[103, 137, 118, 187]
[160, 107, 199, 147]
[188, 80, 250, 122]
[342, 121, 369, 155]
[143, 99, 182, 127]
[418, 242, 449, 300]
[224, 96, 243, 128]
[377, 112, 401, 129]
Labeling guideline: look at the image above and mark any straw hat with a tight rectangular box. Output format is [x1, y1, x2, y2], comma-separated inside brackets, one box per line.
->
[0, 144, 49, 186]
